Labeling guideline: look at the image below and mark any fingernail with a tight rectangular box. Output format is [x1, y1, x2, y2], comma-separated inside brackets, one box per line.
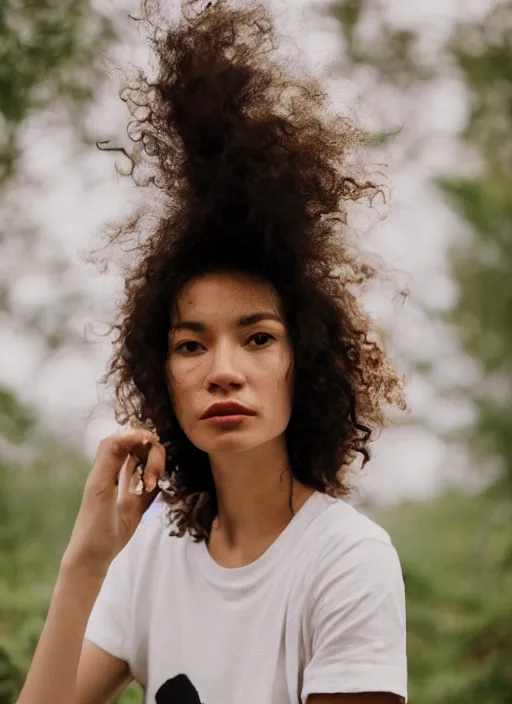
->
[145, 476, 156, 492]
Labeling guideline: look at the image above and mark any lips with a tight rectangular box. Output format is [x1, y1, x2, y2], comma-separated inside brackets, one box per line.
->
[200, 402, 256, 419]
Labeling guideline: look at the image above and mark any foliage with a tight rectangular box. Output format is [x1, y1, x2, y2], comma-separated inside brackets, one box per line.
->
[326, 0, 512, 700]
[0, 0, 141, 701]
[0, 391, 143, 701]
[0, 0, 117, 351]
[378, 491, 512, 703]
[439, 1, 512, 495]
[0, 389, 87, 701]
[0, 0, 115, 185]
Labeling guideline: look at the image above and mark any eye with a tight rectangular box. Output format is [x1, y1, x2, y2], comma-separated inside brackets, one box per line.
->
[248, 332, 274, 347]
[175, 341, 203, 354]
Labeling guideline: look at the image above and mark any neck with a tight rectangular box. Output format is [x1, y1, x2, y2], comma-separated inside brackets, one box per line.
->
[208, 438, 314, 550]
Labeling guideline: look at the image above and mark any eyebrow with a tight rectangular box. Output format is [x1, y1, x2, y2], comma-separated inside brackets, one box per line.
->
[171, 312, 283, 333]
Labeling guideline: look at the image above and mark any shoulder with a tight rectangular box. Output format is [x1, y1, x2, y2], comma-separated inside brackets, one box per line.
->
[111, 501, 176, 581]
[301, 499, 408, 704]
[308, 496, 404, 595]
[313, 495, 395, 552]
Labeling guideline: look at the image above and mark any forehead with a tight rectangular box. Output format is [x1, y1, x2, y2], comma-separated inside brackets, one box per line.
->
[175, 272, 280, 318]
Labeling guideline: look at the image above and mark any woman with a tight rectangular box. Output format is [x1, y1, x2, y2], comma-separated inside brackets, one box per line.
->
[17, 1, 407, 703]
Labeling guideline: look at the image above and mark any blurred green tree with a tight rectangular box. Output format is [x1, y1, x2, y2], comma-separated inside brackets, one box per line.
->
[0, 1, 143, 702]
[0, 0, 114, 184]
[326, 0, 512, 701]
[0, 0, 116, 348]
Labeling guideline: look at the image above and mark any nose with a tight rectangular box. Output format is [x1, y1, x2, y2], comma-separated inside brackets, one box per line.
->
[204, 342, 246, 391]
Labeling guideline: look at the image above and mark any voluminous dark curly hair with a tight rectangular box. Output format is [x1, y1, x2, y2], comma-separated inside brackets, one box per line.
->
[101, 0, 406, 542]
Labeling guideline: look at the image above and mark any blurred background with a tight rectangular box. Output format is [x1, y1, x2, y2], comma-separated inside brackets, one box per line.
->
[0, 0, 510, 702]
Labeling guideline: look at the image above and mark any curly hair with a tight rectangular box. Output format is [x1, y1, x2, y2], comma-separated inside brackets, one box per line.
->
[101, 0, 406, 542]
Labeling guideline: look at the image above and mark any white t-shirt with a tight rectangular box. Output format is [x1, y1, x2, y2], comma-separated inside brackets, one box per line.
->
[85, 491, 407, 703]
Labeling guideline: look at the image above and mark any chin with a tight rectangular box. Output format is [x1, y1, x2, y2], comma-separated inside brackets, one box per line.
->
[195, 430, 264, 455]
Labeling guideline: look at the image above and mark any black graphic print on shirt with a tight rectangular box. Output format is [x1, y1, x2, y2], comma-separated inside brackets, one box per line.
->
[155, 674, 203, 703]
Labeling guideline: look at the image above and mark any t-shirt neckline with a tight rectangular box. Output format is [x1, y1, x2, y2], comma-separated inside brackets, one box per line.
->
[192, 491, 331, 587]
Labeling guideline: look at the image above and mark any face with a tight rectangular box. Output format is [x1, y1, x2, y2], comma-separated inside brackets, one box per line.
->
[166, 272, 293, 456]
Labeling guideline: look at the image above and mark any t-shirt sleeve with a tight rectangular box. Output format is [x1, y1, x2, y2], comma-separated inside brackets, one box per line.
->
[302, 537, 407, 704]
[84, 527, 141, 661]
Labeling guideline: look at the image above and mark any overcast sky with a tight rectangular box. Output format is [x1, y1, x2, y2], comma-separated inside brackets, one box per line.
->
[0, 0, 494, 506]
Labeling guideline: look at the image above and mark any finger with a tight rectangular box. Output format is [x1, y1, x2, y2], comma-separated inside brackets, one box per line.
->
[117, 454, 140, 497]
[141, 441, 167, 493]
[90, 429, 157, 489]
[117, 454, 161, 514]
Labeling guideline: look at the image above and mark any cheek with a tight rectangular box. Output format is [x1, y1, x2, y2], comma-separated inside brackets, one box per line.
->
[168, 357, 200, 386]
[268, 355, 293, 408]
[167, 360, 202, 413]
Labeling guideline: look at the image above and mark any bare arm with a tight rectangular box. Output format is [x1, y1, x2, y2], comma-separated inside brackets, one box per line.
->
[16, 429, 166, 704]
[16, 563, 131, 704]
[76, 640, 133, 704]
